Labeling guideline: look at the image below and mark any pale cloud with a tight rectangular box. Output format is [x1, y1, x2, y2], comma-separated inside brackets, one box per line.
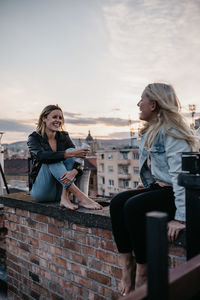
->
[0, 119, 35, 132]
[103, 0, 200, 109]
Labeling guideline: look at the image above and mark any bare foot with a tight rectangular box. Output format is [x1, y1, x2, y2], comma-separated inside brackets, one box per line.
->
[68, 184, 102, 210]
[60, 188, 78, 210]
[135, 263, 147, 289]
[119, 253, 134, 296]
[119, 265, 134, 296]
[78, 197, 102, 210]
[60, 197, 78, 210]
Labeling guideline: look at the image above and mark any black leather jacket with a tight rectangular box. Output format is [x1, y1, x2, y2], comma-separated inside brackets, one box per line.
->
[27, 131, 82, 188]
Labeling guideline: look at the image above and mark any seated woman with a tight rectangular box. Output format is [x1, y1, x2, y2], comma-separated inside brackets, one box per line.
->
[28, 104, 102, 210]
[110, 83, 199, 296]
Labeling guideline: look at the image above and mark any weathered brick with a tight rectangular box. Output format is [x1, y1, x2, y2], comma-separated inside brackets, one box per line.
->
[101, 239, 118, 252]
[102, 263, 122, 279]
[87, 236, 99, 247]
[169, 245, 186, 257]
[88, 258, 101, 271]
[173, 256, 186, 268]
[73, 274, 94, 290]
[19, 242, 31, 252]
[51, 293, 64, 300]
[38, 232, 53, 243]
[86, 270, 111, 286]
[71, 223, 92, 234]
[48, 225, 62, 236]
[48, 217, 66, 227]
[19, 226, 29, 234]
[28, 236, 39, 247]
[96, 250, 116, 264]
[52, 256, 67, 268]
[62, 228, 73, 240]
[49, 245, 63, 256]
[70, 262, 86, 276]
[30, 289, 40, 300]
[82, 245, 95, 256]
[30, 256, 40, 266]
[63, 239, 80, 252]
[5, 207, 16, 214]
[34, 213, 49, 223]
[37, 249, 52, 260]
[72, 253, 87, 265]
[16, 208, 29, 217]
[92, 228, 112, 239]
[74, 232, 87, 244]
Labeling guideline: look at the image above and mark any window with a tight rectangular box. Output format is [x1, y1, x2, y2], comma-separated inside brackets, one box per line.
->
[108, 166, 114, 173]
[100, 163, 104, 172]
[101, 177, 105, 184]
[133, 152, 139, 160]
[133, 167, 139, 174]
[108, 153, 113, 160]
[119, 151, 129, 160]
[108, 179, 114, 187]
[133, 181, 139, 188]
[118, 165, 129, 174]
[101, 153, 104, 159]
[118, 179, 130, 188]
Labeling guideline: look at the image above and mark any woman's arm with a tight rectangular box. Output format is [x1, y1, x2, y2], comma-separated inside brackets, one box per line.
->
[164, 130, 191, 221]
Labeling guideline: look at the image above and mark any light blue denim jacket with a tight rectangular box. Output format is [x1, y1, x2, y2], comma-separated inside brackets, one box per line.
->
[139, 127, 191, 221]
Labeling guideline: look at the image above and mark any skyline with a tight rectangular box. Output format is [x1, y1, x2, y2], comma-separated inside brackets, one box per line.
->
[1, 0, 200, 144]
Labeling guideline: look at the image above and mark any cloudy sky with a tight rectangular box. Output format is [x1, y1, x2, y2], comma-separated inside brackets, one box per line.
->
[0, 0, 200, 143]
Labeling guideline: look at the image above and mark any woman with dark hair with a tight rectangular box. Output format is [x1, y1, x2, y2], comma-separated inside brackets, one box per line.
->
[110, 83, 199, 296]
[28, 104, 102, 210]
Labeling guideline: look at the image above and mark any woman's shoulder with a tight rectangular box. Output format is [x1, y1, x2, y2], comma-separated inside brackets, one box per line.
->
[59, 131, 70, 139]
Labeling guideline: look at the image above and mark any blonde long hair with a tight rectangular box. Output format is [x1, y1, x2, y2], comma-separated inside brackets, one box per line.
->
[36, 105, 65, 136]
[140, 83, 199, 151]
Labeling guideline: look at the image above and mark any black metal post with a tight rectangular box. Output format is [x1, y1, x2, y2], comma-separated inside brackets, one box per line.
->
[0, 163, 9, 194]
[178, 173, 200, 260]
[146, 211, 168, 300]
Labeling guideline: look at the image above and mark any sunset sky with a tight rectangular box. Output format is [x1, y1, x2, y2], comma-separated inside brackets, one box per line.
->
[0, 0, 200, 143]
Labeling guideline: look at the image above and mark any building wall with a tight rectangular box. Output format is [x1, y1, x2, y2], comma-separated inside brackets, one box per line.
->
[96, 148, 140, 197]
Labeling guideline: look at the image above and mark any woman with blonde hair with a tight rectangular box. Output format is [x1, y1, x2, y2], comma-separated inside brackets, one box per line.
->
[28, 104, 102, 210]
[110, 83, 199, 296]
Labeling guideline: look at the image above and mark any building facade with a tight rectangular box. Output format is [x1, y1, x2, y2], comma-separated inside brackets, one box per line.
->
[96, 147, 140, 197]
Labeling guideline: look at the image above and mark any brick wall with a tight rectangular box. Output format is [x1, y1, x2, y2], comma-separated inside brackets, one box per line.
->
[0, 204, 7, 294]
[0, 194, 186, 300]
[4, 207, 122, 300]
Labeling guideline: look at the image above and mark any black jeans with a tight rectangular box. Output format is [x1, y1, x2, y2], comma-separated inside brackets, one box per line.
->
[110, 184, 176, 264]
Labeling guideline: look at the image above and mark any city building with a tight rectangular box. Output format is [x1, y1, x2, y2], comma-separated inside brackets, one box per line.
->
[96, 147, 140, 197]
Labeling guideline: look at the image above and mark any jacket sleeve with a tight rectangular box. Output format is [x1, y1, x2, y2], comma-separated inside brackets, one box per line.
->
[27, 133, 66, 164]
[164, 132, 191, 221]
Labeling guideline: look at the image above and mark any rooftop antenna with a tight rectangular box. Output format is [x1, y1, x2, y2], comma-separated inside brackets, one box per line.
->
[189, 104, 196, 129]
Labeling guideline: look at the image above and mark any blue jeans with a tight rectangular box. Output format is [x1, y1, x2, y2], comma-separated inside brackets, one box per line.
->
[31, 148, 79, 202]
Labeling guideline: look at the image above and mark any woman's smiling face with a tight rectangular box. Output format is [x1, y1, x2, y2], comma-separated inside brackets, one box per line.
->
[43, 109, 63, 132]
[137, 90, 157, 122]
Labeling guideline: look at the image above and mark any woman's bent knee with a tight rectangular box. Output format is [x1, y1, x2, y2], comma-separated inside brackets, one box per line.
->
[31, 189, 55, 203]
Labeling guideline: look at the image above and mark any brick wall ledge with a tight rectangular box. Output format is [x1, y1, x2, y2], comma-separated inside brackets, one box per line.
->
[0, 192, 111, 230]
[0, 192, 186, 247]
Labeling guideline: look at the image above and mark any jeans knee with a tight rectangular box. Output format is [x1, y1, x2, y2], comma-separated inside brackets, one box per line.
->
[31, 189, 55, 203]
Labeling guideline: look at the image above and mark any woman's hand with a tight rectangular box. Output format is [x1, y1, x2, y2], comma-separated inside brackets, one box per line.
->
[60, 170, 78, 185]
[136, 183, 144, 189]
[64, 148, 89, 159]
[167, 220, 185, 243]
